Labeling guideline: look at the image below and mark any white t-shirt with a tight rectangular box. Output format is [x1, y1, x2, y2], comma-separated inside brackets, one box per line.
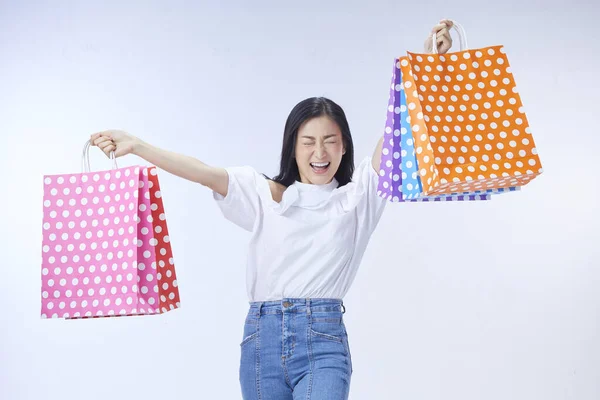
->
[213, 156, 387, 302]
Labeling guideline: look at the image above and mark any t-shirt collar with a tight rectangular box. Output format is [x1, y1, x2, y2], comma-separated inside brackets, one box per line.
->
[292, 177, 339, 192]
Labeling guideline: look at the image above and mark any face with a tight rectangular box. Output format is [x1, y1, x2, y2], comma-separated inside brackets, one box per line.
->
[295, 115, 346, 185]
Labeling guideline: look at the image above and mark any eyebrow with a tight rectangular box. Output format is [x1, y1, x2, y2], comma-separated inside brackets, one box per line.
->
[300, 134, 339, 140]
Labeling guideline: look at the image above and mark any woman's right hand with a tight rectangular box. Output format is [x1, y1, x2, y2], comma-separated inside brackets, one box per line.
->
[90, 129, 141, 158]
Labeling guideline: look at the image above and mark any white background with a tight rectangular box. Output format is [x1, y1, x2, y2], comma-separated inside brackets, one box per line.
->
[1, 1, 598, 399]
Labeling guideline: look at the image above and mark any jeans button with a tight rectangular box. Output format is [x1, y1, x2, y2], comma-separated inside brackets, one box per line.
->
[283, 301, 292, 308]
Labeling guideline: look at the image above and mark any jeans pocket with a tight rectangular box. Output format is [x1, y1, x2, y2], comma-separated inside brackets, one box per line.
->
[309, 311, 346, 344]
[239, 317, 259, 347]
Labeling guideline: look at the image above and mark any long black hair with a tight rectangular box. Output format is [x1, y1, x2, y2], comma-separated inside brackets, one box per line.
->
[269, 97, 355, 187]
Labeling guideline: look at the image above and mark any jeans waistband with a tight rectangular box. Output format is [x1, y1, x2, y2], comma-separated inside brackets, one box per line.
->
[248, 298, 345, 316]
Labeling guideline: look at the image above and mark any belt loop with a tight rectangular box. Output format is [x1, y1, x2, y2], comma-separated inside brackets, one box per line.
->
[255, 302, 263, 318]
[306, 298, 311, 316]
[341, 300, 346, 314]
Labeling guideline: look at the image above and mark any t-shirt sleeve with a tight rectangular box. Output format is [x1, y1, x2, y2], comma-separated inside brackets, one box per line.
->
[350, 156, 387, 235]
[212, 166, 263, 232]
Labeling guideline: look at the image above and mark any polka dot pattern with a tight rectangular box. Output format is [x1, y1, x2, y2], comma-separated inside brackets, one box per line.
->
[398, 66, 422, 200]
[377, 59, 400, 198]
[397, 56, 439, 194]
[377, 58, 515, 203]
[399, 46, 543, 195]
[398, 68, 520, 200]
[377, 60, 402, 200]
[147, 166, 180, 312]
[41, 166, 180, 319]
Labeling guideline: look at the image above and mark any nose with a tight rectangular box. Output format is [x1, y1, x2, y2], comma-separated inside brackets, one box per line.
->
[315, 143, 326, 159]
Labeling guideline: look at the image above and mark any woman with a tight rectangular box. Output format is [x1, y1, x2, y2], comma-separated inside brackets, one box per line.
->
[91, 20, 454, 400]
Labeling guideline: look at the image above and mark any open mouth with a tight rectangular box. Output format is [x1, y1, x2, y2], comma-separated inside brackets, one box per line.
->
[310, 162, 330, 174]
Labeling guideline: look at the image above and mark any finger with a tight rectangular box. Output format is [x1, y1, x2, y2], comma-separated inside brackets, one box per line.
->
[439, 19, 454, 28]
[101, 144, 116, 157]
[98, 140, 115, 151]
[444, 35, 452, 46]
[93, 136, 113, 147]
[90, 133, 101, 143]
[90, 131, 113, 145]
[437, 33, 452, 46]
[99, 130, 114, 140]
[437, 30, 452, 42]
[444, 36, 453, 50]
[436, 27, 448, 37]
[442, 40, 452, 54]
[436, 34, 448, 44]
[94, 135, 112, 144]
[431, 22, 450, 33]
[437, 38, 451, 53]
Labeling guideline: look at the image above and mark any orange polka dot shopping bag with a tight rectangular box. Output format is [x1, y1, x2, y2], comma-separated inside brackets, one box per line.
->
[40, 141, 181, 319]
[378, 21, 542, 200]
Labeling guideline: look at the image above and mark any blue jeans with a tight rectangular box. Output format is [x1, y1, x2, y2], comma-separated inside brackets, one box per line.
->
[239, 298, 353, 399]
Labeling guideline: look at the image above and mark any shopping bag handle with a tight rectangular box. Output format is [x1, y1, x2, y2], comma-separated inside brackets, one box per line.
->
[81, 139, 118, 173]
[432, 20, 469, 54]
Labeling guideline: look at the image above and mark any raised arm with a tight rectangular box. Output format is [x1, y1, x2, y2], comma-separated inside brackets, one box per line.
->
[90, 130, 229, 197]
[371, 136, 384, 173]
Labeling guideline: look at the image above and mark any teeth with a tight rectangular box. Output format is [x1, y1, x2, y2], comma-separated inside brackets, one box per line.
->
[311, 162, 330, 167]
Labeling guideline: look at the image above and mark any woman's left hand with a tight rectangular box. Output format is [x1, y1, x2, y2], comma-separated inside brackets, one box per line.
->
[424, 19, 454, 54]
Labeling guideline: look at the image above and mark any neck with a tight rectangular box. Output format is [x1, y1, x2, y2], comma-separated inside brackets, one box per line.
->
[298, 175, 334, 185]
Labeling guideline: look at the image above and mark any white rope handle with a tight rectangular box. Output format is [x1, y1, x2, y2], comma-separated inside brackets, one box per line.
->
[81, 139, 118, 173]
[432, 20, 469, 53]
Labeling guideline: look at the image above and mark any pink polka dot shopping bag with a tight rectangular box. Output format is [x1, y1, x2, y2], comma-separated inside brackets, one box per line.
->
[40, 141, 181, 319]
[377, 21, 543, 201]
